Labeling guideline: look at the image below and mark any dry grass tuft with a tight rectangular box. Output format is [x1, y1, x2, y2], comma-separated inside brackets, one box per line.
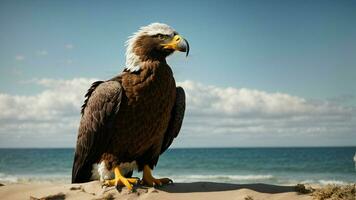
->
[244, 195, 254, 200]
[312, 184, 355, 200]
[93, 193, 115, 200]
[295, 184, 315, 194]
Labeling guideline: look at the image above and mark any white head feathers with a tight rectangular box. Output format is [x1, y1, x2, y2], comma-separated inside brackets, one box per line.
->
[125, 23, 176, 72]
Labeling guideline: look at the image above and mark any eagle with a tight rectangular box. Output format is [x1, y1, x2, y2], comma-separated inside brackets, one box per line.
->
[72, 23, 189, 191]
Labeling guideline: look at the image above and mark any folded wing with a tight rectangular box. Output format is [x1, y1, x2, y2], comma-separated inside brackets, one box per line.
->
[160, 87, 186, 154]
[72, 80, 122, 183]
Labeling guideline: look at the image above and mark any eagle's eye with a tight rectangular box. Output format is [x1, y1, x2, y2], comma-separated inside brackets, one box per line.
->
[155, 34, 170, 40]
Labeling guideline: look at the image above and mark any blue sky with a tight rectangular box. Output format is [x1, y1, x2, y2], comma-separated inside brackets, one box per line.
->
[0, 0, 355, 147]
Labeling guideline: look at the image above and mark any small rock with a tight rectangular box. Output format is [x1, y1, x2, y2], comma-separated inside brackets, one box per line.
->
[244, 196, 254, 200]
[69, 186, 82, 190]
[29, 193, 65, 200]
[295, 184, 314, 194]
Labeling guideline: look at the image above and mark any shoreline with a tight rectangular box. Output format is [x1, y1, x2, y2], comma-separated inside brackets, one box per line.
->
[1, 181, 354, 200]
[0, 181, 313, 200]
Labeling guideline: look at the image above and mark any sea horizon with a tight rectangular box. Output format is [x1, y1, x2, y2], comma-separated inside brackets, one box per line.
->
[1, 146, 355, 149]
[1, 147, 355, 186]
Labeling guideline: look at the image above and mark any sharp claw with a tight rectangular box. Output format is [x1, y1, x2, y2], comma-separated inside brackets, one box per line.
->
[141, 165, 173, 187]
[141, 178, 174, 187]
[103, 180, 111, 186]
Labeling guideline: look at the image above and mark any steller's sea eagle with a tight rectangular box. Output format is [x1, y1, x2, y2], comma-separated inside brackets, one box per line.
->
[72, 23, 189, 190]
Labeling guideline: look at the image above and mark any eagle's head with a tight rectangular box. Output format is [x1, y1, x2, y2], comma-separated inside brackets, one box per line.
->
[125, 23, 189, 72]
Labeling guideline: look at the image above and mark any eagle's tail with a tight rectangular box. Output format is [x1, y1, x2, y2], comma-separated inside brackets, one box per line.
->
[71, 153, 92, 183]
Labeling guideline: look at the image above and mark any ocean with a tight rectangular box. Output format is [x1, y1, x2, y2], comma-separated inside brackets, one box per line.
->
[0, 147, 355, 185]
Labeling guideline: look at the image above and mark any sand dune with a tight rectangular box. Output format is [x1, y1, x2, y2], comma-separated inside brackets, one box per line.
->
[0, 181, 313, 200]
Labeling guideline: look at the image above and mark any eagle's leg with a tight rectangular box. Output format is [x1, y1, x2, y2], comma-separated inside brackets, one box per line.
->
[141, 165, 172, 186]
[104, 167, 138, 190]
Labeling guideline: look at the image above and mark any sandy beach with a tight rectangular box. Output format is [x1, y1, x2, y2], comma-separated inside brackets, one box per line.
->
[0, 181, 313, 200]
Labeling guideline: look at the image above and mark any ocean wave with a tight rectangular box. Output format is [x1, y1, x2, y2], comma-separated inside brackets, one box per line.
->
[1, 172, 274, 184]
[354, 152, 356, 171]
[318, 180, 349, 185]
[166, 174, 275, 182]
[1, 172, 352, 186]
[0, 173, 19, 183]
[300, 179, 350, 185]
[0, 173, 70, 184]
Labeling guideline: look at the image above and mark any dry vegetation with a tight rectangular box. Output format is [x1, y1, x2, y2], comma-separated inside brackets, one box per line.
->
[30, 193, 65, 200]
[311, 184, 355, 200]
[295, 184, 356, 200]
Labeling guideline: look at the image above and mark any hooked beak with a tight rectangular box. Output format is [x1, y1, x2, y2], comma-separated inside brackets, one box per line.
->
[161, 35, 190, 57]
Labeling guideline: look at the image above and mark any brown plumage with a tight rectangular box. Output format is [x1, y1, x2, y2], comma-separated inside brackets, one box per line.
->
[72, 23, 188, 185]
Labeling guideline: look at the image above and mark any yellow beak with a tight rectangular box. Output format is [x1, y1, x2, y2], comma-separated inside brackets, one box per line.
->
[161, 35, 190, 57]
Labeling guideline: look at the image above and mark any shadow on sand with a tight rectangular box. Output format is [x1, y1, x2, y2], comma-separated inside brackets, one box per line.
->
[156, 182, 296, 194]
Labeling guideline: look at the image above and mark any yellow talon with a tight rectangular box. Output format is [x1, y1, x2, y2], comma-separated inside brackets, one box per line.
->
[141, 165, 173, 187]
[103, 167, 138, 191]
[127, 178, 139, 184]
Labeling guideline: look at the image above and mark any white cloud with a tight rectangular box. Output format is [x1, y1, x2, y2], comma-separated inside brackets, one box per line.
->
[0, 79, 355, 147]
[66, 59, 73, 64]
[36, 50, 48, 56]
[176, 81, 356, 147]
[180, 81, 356, 136]
[0, 78, 97, 147]
[65, 44, 74, 49]
[179, 80, 353, 118]
[15, 55, 24, 61]
[0, 78, 90, 121]
[10, 67, 23, 76]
